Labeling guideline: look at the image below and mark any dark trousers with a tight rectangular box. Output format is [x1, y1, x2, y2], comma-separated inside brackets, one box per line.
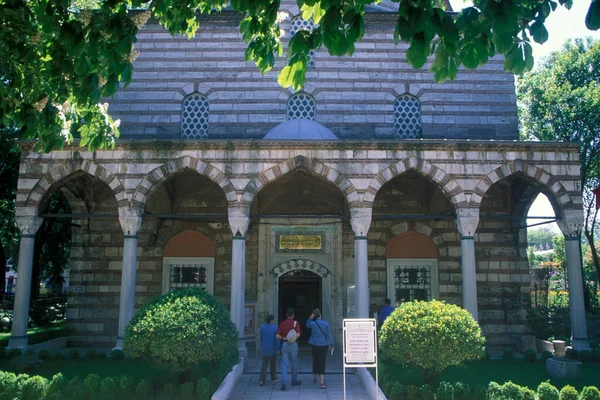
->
[311, 345, 328, 375]
[260, 355, 277, 382]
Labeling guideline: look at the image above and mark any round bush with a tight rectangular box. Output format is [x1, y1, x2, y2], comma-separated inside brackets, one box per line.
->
[581, 386, 600, 400]
[538, 381, 560, 400]
[21, 376, 48, 400]
[523, 349, 537, 363]
[542, 351, 554, 361]
[379, 300, 485, 383]
[124, 288, 238, 375]
[502, 349, 515, 360]
[502, 381, 525, 400]
[560, 385, 580, 400]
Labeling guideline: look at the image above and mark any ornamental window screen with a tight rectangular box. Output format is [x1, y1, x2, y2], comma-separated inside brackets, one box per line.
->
[394, 94, 422, 139]
[287, 92, 316, 120]
[290, 17, 315, 68]
[163, 257, 214, 294]
[181, 92, 209, 139]
[386, 259, 438, 306]
[393, 266, 431, 303]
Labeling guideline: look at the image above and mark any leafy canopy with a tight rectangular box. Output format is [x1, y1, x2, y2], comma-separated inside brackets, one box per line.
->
[379, 300, 485, 384]
[2, 0, 600, 152]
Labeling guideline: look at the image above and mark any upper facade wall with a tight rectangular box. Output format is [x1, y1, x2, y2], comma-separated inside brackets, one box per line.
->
[109, 12, 518, 140]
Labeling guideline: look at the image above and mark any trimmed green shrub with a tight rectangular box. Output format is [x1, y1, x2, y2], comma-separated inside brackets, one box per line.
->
[502, 349, 515, 360]
[44, 373, 66, 399]
[0, 346, 5, 359]
[538, 381, 560, 400]
[158, 383, 178, 400]
[37, 349, 51, 360]
[53, 353, 66, 360]
[124, 288, 238, 379]
[488, 382, 503, 400]
[135, 379, 152, 400]
[84, 349, 98, 360]
[560, 385, 580, 400]
[100, 377, 119, 398]
[592, 349, 600, 362]
[24, 349, 35, 357]
[524, 349, 537, 363]
[435, 381, 454, 400]
[579, 350, 592, 362]
[523, 387, 536, 400]
[379, 300, 485, 383]
[502, 381, 525, 400]
[111, 349, 125, 360]
[453, 382, 472, 400]
[196, 378, 211, 400]
[566, 348, 578, 360]
[68, 349, 80, 360]
[63, 376, 85, 399]
[542, 351, 554, 361]
[581, 386, 600, 400]
[83, 373, 102, 397]
[119, 375, 135, 395]
[21, 376, 48, 400]
[472, 386, 488, 400]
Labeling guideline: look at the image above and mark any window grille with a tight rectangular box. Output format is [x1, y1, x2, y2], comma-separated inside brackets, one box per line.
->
[181, 92, 209, 139]
[169, 263, 207, 290]
[393, 265, 431, 304]
[290, 17, 315, 68]
[287, 92, 316, 120]
[394, 94, 422, 139]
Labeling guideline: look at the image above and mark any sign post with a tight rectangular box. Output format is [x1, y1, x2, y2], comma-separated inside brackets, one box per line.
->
[342, 318, 378, 400]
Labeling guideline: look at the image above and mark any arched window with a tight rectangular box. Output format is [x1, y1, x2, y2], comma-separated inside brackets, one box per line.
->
[386, 231, 438, 305]
[290, 17, 315, 68]
[394, 94, 422, 139]
[163, 230, 215, 294]
[181, 92, 209, 139]
[287, 92, 316, 120]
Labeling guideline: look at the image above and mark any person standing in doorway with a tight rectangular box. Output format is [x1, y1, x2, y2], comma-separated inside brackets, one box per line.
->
[276, 307, 302, 391]
[379, 298, 395, 326]
[259, 314, 279, 386]
[306, 308, 334, 389]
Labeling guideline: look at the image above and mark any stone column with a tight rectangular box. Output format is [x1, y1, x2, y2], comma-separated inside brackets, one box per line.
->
[456, 208, 480, 320]
[559, 216, 590, 350]
[114, 209, 143, 349]
[229, 206, 250, 356]
[351, 207, 372, 318]
[8, 214, 43, 349]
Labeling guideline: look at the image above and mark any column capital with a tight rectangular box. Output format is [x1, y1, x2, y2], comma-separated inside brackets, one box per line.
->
[558, 219, 583, 239]
[350, 207, 372, 237]
[118, 208, 143, 236]
[456, 207, 480, 238]
[228, 206, 250, 237]
[15, 214, 43, 236]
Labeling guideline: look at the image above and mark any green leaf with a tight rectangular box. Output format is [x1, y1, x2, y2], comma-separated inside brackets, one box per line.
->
[586, 0, 600, 30]
[277, 64, 297, 87]
[461, 43, 479, 69]
[530, 21, 549, 44]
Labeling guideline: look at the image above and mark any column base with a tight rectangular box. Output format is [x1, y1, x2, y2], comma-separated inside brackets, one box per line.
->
[571, 337, 591, 351]
[7, 335, 28, 350]
[113, 337, 124, 351]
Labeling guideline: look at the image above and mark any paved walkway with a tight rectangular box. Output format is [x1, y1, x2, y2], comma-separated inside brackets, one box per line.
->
[229, 348, 369, 400]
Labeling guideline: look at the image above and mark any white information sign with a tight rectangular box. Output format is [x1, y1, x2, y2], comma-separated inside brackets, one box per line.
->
[342, 318, 378, 400]
[344, 319, 376, 364]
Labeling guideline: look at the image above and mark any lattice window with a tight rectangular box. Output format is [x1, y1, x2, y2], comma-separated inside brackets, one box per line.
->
[290, 17, 315, 68]
[387, 259, 438, 306]
[181, 92, 209, 139]
[163, 257, 214, 294]
[394, 94, 422, 139]
[287, 92, 316, 120]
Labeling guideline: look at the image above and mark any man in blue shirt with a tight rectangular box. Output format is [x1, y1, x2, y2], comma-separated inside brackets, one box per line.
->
[378, 298, 395, 326]
[259, 314, 279, 386]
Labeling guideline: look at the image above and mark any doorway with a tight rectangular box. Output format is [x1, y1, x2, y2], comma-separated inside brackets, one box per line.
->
[278, 270, 321, 344]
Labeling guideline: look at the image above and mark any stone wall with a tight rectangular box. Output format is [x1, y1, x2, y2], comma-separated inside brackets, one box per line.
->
[109, 10, 517, 140]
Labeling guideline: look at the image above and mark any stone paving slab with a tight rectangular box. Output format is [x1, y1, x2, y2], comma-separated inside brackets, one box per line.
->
[229, 373, 367, 400]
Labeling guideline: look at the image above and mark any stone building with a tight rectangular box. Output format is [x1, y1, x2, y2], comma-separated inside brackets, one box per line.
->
[9, 0, 590, 351]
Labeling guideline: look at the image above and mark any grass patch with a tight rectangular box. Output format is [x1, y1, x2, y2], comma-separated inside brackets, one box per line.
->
[379, 359, 600, 391]
[0, 320, 66, 346]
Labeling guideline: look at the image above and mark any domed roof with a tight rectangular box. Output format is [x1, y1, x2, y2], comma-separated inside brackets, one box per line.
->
[263, 119, 339, 140]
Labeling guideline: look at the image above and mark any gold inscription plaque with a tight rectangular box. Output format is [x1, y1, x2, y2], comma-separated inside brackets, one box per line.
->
[279, 235, 322, 250]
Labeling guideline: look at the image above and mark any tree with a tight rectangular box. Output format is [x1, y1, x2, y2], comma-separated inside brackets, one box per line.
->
[2, 0, 600, 151]
[528, 227, 556, 251]
[518, 38, 600, 286]
[378, 300, 485, 384]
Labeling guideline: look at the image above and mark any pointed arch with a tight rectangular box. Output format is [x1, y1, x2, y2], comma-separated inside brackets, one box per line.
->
[240, 155, 360, 207]
[131, 156, 236, 211]
[270, 258, 331, 278]
[471, 160, 573, 210]
[25, 159, 126, 214]
[363, 156, 467, 208]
